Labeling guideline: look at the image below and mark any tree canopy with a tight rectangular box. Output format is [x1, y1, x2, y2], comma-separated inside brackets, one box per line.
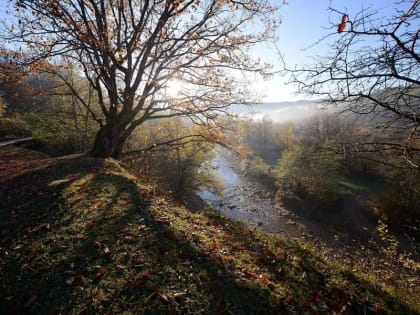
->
[1, 0, 281, 157]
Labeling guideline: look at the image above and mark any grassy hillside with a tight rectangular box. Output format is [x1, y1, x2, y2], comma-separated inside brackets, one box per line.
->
[0, 147, 418, 314]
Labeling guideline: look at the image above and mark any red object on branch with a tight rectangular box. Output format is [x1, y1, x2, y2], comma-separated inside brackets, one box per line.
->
[338, 14, 348, 33]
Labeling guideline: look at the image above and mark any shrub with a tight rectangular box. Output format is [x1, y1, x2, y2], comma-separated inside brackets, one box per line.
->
[0, 117, 31, 139]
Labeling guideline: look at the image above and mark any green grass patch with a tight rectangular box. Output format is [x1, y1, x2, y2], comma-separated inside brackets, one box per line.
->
[336, 176, 383, 196]
[0, 148, 417, 314]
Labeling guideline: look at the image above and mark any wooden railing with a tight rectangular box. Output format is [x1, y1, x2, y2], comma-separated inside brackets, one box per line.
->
[0, 137, 35, 148]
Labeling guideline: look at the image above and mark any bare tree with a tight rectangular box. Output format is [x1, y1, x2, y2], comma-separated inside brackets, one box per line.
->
[285, 0, 420, 167]
[1, 0, 281, 157]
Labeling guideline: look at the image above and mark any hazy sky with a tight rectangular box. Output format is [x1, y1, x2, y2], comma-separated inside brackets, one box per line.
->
[0, 0, 405, 103]
[259, 0, 401, 102]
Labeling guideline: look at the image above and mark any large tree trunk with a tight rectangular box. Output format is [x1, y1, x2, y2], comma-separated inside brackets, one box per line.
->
[90, 122, 126, 158]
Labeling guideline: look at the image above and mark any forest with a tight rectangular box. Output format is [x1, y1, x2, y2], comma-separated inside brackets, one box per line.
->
[234, 112, 419, 234]
[0, 0, 419, 314]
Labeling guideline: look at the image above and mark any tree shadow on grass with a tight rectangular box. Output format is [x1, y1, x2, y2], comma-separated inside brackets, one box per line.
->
[192, 208, 416, 314]
[0, 157, 416, 314]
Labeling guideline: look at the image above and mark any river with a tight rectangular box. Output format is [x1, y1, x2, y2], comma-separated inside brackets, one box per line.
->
[196, 149, 304, 237]
[195, 148, 406, 250]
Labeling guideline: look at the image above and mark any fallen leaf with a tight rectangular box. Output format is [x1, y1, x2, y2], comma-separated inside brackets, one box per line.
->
[126, 272, 150, 291]
[231, 242, 245, 251]
[259, 277, 272, 285]
[104, 247, 111, 255]
[375, 304, 385, 313]
[285, 295, 294, 303]
[95, 267, 106, 278]
[211, 241, 223, 252]
[242, 269, 257, 279]
[313, 293, 324, 301]
[275, 249, 287, 262]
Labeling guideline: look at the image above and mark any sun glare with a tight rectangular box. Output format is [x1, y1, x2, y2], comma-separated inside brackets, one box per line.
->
[167, 79, 183, 98]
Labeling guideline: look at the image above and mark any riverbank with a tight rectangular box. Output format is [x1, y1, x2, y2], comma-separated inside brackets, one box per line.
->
[196, 148, 419, 307]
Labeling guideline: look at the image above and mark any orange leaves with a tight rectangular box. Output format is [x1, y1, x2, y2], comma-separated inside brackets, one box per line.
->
[242, 268, 258, 279]
[275, 249, 287, 262]
[231, 242, 245, 251]
[337, 14, 348, 33]
[211, 240, 224, 252]
[259, 277, 272, 285]
[241, 268, 273, 286]
[175, 100, 194, 109]
[140, 188, 151, 198]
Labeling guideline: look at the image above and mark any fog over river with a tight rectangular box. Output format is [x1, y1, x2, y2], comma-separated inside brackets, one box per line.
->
[229, 100, 325, 123]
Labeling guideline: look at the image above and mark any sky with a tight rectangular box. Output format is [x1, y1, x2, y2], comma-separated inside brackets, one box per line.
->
[258, 0, 401, 102]
[0, 0, 404, 103]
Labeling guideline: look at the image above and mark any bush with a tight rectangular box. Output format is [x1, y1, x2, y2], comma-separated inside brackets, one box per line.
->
[367, 192, 420, 236]
[274, 142, 345, 217]
[22, 112, 96, 156]
[0, 118, 31, 139]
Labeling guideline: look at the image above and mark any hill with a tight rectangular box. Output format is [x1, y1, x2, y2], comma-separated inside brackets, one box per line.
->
[0, 147, 417, 314]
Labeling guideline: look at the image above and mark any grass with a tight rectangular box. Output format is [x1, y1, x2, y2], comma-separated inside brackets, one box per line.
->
[336, 176, 383, 196]
[0, 147, 418, 314]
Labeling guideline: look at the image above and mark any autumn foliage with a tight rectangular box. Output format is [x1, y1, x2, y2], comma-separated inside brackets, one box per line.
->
[1, 0, 281, 158]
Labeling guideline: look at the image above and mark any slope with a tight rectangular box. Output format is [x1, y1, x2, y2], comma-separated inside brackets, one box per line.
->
[0, 147, 417, 314]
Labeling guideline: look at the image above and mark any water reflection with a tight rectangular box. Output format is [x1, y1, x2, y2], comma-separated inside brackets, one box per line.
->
[196, 149, 301, 236]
